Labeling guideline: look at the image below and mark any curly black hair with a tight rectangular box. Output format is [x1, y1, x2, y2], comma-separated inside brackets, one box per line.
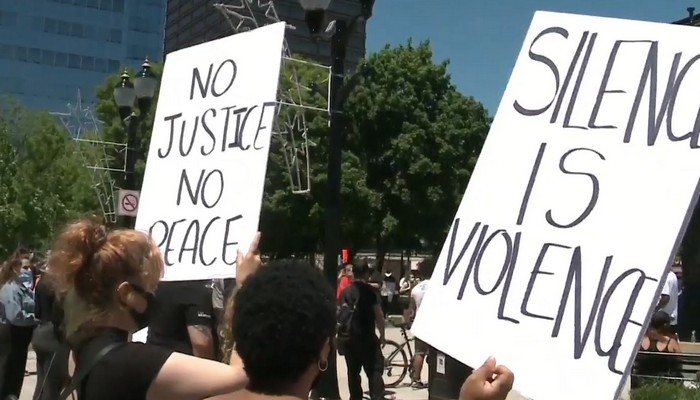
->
[232, 259, 336, 394]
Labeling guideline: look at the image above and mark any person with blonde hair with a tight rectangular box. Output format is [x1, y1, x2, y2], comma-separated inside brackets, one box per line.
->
[0, 254, 37, 399]
[48, 217, 259, 400]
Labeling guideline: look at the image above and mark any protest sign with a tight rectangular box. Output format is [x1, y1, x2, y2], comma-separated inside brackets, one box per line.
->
[135, 22, 285, 281]
[412, 11, 700, 400]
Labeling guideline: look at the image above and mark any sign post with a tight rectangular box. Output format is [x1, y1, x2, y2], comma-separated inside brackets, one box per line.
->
[413, 11, 700, 400]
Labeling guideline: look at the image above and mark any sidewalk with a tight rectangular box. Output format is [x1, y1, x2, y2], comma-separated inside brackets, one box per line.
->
[19, 327, 528, 400]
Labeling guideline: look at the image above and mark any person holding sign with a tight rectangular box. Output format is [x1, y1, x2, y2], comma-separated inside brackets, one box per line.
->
[47, 218, 260, 400]
[212, 259, 515, 400]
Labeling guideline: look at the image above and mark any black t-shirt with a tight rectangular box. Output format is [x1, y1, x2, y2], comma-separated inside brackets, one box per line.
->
[339, 281, 379, 339]
[34, 278, 55, 323]
[81, 328, 172, 400]
[147, 280, 213, 354]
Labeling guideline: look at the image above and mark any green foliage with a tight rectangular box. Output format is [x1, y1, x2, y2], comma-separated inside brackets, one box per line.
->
[344, 40, 490, 260]
[631, 381, 700, 400]
[0, 101, 100, 257]
[258, 57, 329, 258]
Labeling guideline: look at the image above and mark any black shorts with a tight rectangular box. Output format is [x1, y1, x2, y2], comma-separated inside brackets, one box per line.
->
[415, 338, 429, 355]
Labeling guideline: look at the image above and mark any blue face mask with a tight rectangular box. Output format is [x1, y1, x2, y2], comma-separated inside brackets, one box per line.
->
[19, 268, 34, 289]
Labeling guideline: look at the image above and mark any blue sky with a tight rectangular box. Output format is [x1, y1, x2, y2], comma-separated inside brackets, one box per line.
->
[366, 0, 695, 115]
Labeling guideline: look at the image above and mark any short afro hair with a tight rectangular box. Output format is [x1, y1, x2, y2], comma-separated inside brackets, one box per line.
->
[232, 259, 335, 394]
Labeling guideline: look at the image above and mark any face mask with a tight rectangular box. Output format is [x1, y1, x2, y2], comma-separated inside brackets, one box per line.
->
[125, 284, 159, 331]
[19, 268, 34, 289]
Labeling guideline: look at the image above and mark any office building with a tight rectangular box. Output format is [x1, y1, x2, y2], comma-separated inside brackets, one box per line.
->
[164, 0, 366, 71]
[0, 0, 166, 112]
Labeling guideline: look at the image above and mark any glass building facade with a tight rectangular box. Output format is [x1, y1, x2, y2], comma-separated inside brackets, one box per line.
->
[164, 0, 366, 72]
[0, 0, 166, 112]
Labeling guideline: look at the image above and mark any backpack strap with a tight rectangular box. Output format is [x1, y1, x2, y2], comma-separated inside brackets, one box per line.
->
[59, 342, 124, 400]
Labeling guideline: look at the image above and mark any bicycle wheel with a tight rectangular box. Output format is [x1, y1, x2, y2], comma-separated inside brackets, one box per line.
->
[382, 339, 409, 388]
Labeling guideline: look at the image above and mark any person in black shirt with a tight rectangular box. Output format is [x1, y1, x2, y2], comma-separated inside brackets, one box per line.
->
[147, 280, 215, 358]
[339, 259, 386, 400]
[214, 259, 337, 400]
[47, 219, 260, 400]
[31, 268, 70, 400]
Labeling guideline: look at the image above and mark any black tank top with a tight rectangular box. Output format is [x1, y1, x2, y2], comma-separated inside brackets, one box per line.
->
[636, 338, 679, 377]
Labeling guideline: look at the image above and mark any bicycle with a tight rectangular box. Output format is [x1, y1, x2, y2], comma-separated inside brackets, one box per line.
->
[382, 321, 416, 388]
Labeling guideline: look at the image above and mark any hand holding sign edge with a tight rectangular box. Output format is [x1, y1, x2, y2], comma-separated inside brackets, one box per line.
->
[460, 356, 514, 400]
[236, 232, 262, 288]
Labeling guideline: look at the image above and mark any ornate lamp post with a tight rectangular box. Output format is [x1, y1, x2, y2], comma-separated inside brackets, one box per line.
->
[297, 1, 375, 398]
[112, 58, 158, 228]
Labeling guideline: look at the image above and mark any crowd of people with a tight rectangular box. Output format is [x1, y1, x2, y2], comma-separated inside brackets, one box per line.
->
[0, 217, 514, 400]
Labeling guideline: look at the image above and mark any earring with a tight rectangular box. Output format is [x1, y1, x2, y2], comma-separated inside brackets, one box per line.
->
[318, 359, 328, 372]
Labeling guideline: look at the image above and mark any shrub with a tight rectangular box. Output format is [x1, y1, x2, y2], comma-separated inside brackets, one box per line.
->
[631, 381, 700, 400]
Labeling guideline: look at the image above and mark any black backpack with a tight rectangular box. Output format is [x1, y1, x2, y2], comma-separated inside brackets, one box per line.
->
[337, 296, 359, 336]
[336, 288, 359, 355]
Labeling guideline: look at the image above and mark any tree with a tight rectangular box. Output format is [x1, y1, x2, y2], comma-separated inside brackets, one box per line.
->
[343, 40, 490, 265]
[0, 101, 100, 256]
[258, 56, 380, 259]
[0, 119, 23, 256]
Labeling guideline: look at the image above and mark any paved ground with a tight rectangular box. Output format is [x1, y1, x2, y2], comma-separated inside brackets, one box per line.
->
[19, 327, 528, 400]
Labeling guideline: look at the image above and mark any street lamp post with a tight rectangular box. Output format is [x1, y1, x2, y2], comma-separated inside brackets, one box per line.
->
[297, 0, 375, 399]
[112, 58, 158, 228]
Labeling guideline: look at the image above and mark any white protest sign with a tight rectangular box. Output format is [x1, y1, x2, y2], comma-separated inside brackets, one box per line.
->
[412, 11, 700, 400]
[135, 22, 285, 281]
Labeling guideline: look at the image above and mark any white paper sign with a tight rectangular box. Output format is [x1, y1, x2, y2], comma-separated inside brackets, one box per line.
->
[135, 22, 285, 281]
[412, 11, 700, 400]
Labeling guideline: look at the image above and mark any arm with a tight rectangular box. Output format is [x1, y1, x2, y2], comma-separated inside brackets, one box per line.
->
[186, 287, 216, 359]
[373, 292, 385, 343]
[6, 284, 35, 325]
[147, 352, 248, 400]
[374, 304, 385, 343]
[403, 295, 417, 324]
[657, 278, 672, 310]
[187, 325, 215, 359]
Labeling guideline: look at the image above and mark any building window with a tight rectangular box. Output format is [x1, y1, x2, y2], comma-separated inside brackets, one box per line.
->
[110, 28, 122, 43]
[14, 46, 27, 62]
[107, 59, 120, 72]
[84, 24, 96, 39]
[70, 22, 83, 37]
[99, 0, 113, 10]
[94, 57, 106, 73]
[55, 51, 68, 67]
[0, 44, 11, 59]
[81, 55, 95, 70]
[29, 47, 41, 64]
[44, 18, 56, 33]
[68, 53, 81, 69]
[42, 49, 55, 65]
[57, 20, 70, 36]
[31, 16, 43, 31]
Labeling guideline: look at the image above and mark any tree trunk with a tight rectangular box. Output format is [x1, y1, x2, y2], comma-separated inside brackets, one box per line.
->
[375, 233, 387, 271]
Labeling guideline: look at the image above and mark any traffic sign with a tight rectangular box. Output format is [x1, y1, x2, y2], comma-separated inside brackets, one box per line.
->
[117, 189, 140, 217]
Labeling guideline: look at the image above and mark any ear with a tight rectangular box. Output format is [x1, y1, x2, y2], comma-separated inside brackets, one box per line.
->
[115, 281, 133, 306]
